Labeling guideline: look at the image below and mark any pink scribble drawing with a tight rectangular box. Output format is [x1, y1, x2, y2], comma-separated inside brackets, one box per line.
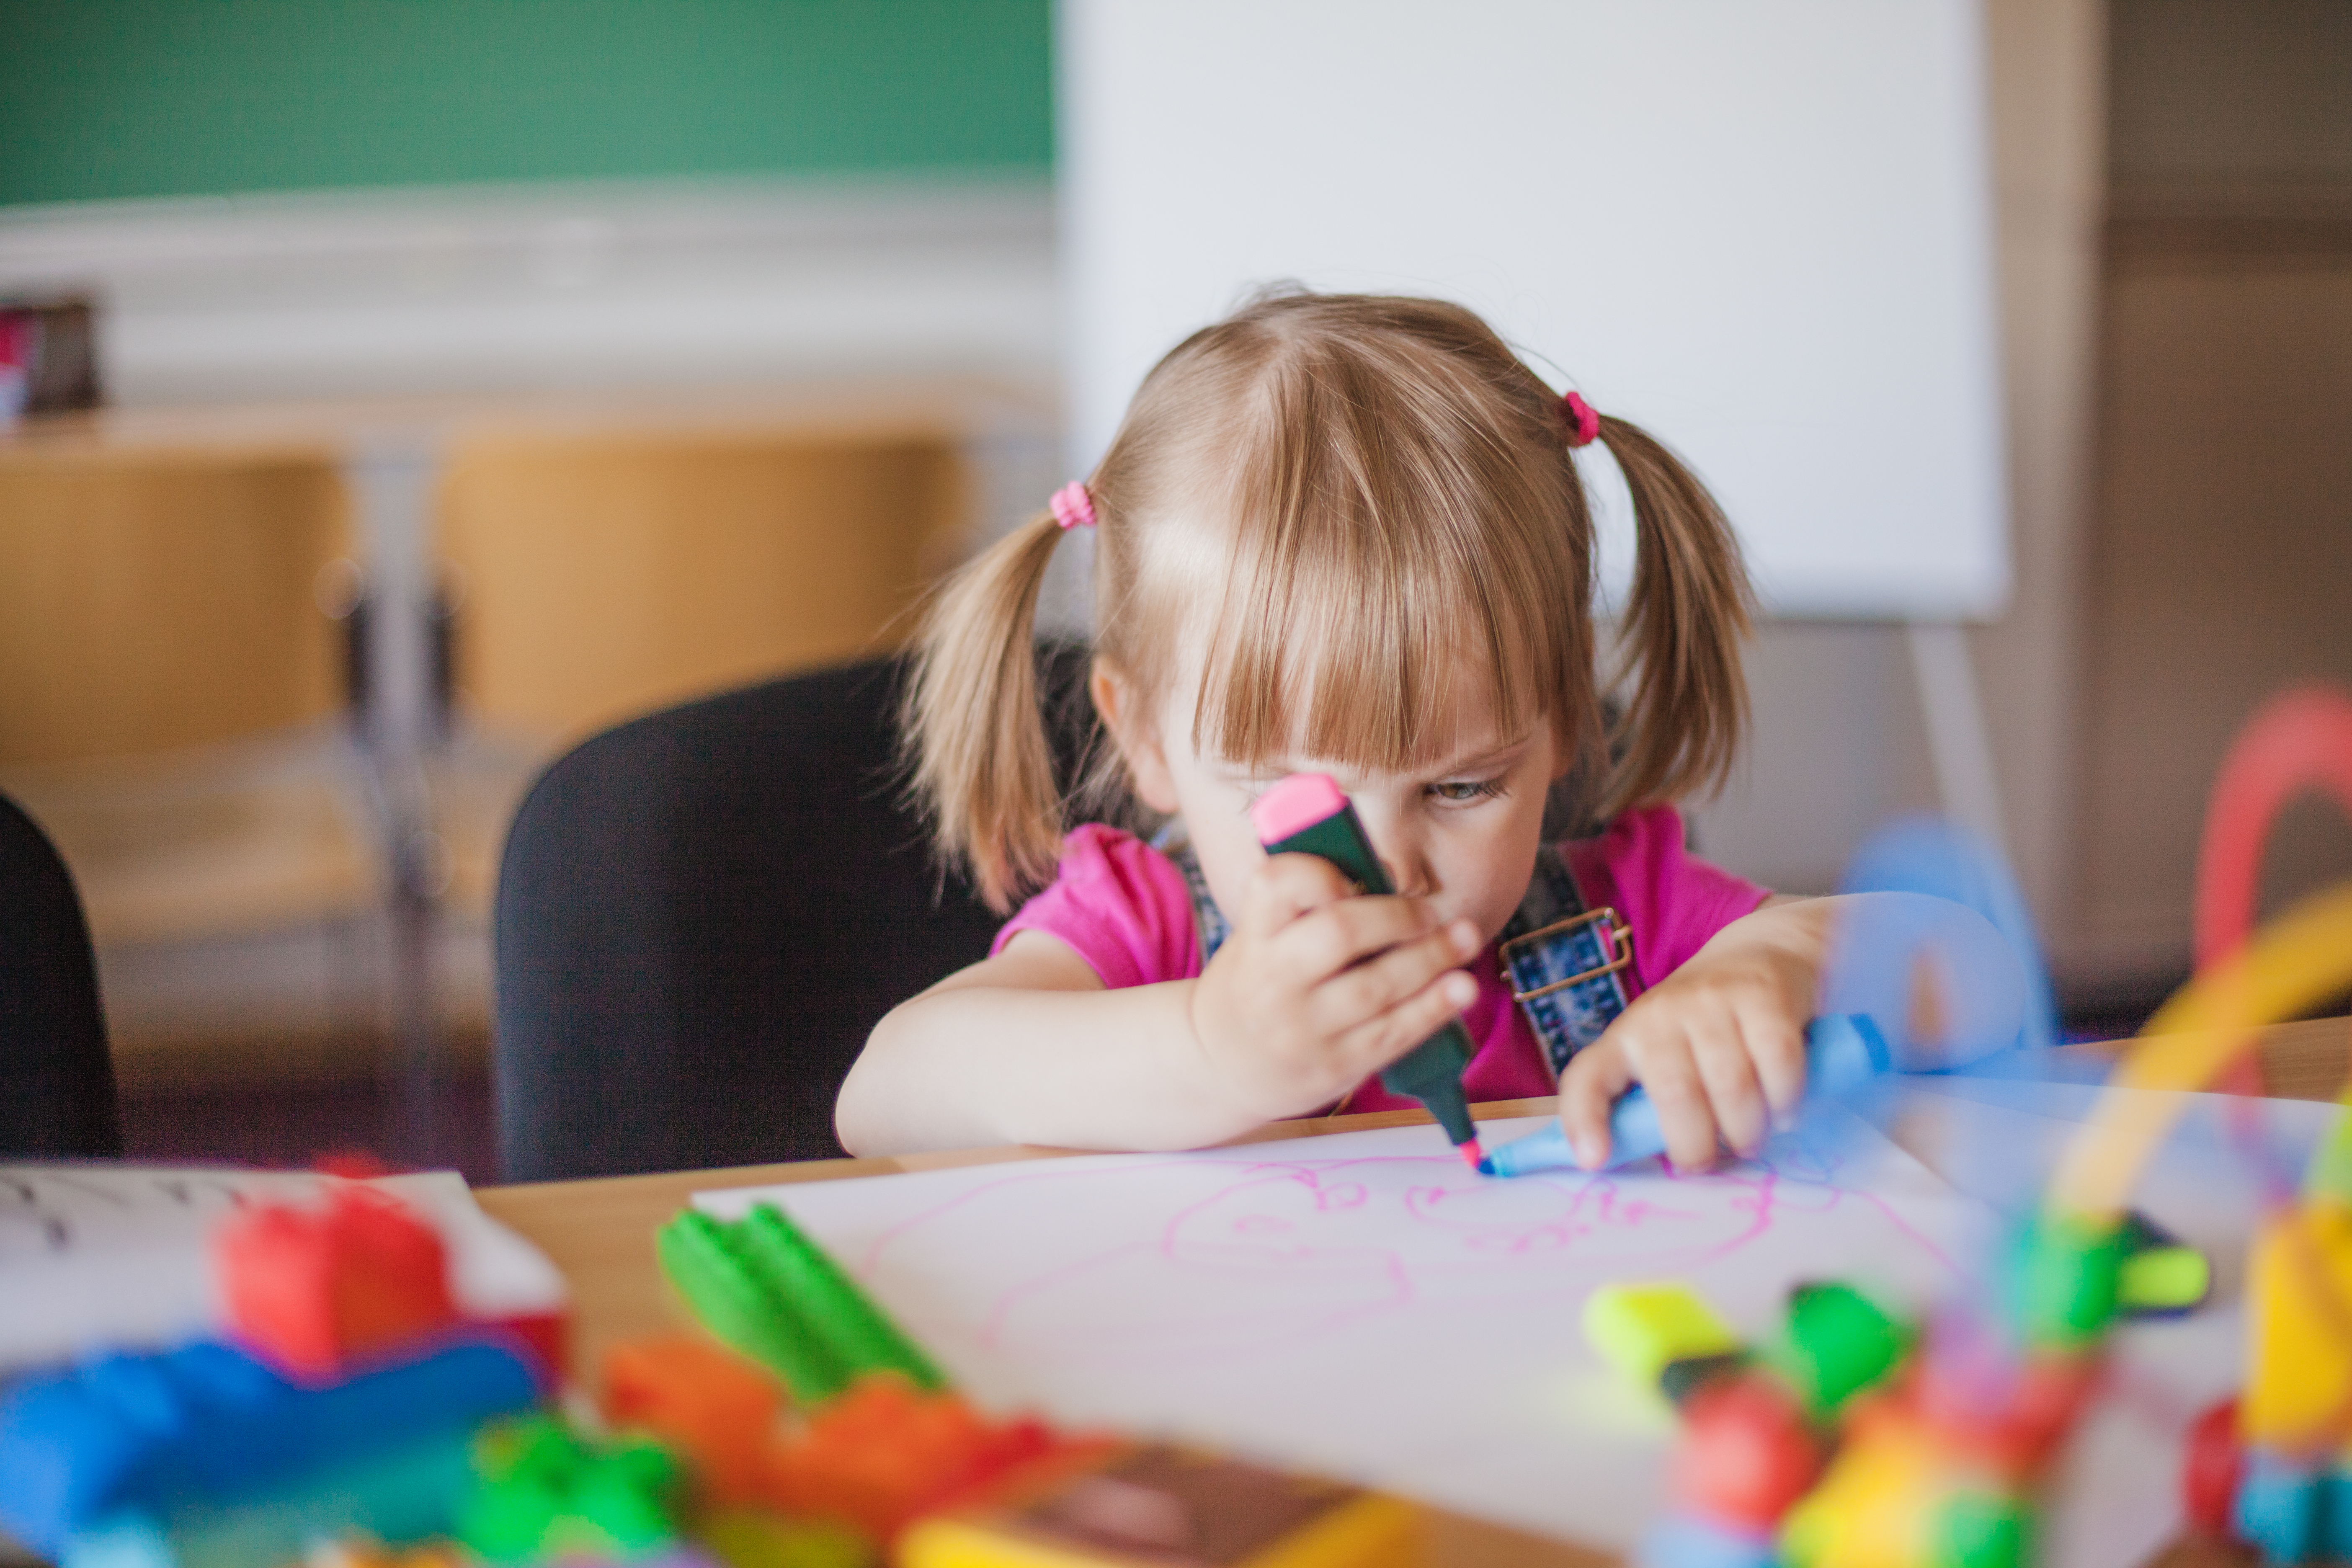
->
[838, 1130, 1960, 1371]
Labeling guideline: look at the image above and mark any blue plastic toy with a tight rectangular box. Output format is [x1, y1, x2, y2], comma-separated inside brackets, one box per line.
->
[0, 1337, 541, 1558]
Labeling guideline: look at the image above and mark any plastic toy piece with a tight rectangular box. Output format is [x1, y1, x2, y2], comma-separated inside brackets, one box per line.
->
[2191, 685, 2352, 970]
[1929, 1491, 2031, 1568]
[2233, 1451, 2323, 1566]
[212, 1187, 459, 1382]
[699, 1509, 874, 1568]
[603, 1336, 783, 1506]
[1777, 1416, 1938, 1568]
[897, 1441, 1422, 1568]
[2180, 1398, 2245, 1540]
[1487, 1015, 1890, 1176]
[0, 1338, 541, 1558]
[1584, 1283, 1743, 1392]
[2305, 1114, 2352, 1205]
[2115, 1212, 2211, 1319]
[2242, 1203, 2352, 1447]
[59, 1431, 475, 1568]
[457, 1414, 684, 1564]
[658, 1205, 945, 1404]
[2008, 1212, 2126, 1353]
[1912, 1349, 2097, 1486]
[304, 1537, 467, 1568]
[1659, 1353, 1754, 1408]
[1640, 1514, 1777, 1568]
[765, 1374, 1106, 1542]
[1672, 1372, 1823, 1531]
[1776, 1281, 1911, 1417]
[1250, 773, 1482, 1168]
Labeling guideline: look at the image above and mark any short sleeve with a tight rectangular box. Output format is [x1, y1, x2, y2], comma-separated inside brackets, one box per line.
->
[990, 825, 1204, 989]
[1563, 804, 1771, 995]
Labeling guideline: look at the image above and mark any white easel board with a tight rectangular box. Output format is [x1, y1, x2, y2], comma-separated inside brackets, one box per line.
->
[1060, 0, 2009, 619]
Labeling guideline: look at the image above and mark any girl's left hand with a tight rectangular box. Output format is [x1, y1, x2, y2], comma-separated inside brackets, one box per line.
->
[1554, 899, 1824, 1171]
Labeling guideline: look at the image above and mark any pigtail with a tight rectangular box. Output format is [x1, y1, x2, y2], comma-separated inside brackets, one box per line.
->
[902, 511, 1069, 912]
[1593, 416, 1754, 815]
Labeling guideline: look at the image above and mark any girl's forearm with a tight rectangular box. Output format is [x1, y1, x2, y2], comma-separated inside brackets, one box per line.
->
[837, 981, 1264, 1156]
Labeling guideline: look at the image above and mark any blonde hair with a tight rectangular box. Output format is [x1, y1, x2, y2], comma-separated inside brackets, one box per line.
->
[908, 291, 1753, 911]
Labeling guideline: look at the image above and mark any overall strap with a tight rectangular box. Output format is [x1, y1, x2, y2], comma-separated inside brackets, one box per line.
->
[1496, 844, 1632, 1081]
[1156, 827, 1232, 964]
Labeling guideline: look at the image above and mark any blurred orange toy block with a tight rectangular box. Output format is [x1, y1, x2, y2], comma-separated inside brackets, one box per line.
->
[604, 1335, 785, 1506]
[214, 1187, 458, 1380]
[766, 1374, 1109, 1540]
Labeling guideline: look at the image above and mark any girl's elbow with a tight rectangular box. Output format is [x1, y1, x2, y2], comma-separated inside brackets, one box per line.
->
[833, 1008, 911, 1155]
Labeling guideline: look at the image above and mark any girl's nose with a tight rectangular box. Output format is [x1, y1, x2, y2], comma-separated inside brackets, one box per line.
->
[1357, 807, 1437, 899]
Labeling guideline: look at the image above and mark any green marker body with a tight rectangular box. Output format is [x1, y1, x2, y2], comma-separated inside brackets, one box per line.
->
[1260, 800, 1481, 1151]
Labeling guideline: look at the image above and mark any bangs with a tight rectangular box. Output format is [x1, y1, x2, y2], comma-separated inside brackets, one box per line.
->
[1176, 351, 1591, 774]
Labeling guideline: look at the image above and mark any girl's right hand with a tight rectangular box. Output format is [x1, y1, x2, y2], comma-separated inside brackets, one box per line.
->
[1187, 852, 1482, 1122]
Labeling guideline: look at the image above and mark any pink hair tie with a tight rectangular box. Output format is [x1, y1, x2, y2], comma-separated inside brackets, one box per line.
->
[1561, 392, 1602, 449]
[1049, 481, 1097, 531]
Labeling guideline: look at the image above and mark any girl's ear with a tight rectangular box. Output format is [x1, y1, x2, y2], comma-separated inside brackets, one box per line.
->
[1090, 661, 1181, 815]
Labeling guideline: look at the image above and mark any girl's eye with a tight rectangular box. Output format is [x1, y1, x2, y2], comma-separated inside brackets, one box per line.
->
[1430, 779, 1505, 804]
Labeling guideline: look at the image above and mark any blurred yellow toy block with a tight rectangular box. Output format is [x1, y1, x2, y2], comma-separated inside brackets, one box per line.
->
[2244, 1202, 2352, 1447]
[898, 1443, 1421, 1568]
[1584, 1282, 1743, 1390]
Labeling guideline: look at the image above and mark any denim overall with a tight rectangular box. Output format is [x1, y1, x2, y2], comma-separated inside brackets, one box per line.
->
[1161, 832, 1633, 1081]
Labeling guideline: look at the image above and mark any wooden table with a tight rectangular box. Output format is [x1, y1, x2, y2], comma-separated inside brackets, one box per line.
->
[477, 1019, 2349, 1568]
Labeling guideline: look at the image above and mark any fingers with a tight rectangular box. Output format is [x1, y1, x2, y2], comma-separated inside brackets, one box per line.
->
[1628, 1034, 1720, 1173]
[1687, 1018, 1767, 1159]
[1238, 853, 1361, 939]
[1332, 967, 1480, 1076]
[1557, 1039, 1635, 1169]
[1741, 1002, 1810, 1124]
[1314, 917, 1480, 1024]
[1565, 1009, 1803, 1173]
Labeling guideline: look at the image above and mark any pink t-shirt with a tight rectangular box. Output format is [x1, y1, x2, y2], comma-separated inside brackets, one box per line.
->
[990, 803, 1770, 1111]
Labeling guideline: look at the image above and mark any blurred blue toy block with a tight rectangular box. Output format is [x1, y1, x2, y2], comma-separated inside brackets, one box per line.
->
[55, 1430, 473, 1568]
[0, 1337, 541, 1558]
[2235, 1451, 2324, 1565]
[1639, 1514, 1777, 1568]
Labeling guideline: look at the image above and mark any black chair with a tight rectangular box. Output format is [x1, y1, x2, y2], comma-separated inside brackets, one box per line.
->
[0, 790, 122, 1158]
[494, 647, 1101, 1181]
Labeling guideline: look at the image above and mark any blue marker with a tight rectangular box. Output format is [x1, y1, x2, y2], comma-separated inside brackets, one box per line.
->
[1482, 1014, 1891, 1177]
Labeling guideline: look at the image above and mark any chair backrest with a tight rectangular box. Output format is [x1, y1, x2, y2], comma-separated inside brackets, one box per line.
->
[438, 429, 970, 751]
[0, 790, 121, 1157]
[0, 453, 352, 766]
[493, 646, 1100, 1181]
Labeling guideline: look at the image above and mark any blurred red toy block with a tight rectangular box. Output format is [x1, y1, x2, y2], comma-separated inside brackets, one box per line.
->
[603, 1335, 784, 1506]
[766, 1374, 1110, 1540]
[214, 1185, 458, 1380]
[2181, 1398, 2246, 1539]
[1673, 1370, 1825, 1530]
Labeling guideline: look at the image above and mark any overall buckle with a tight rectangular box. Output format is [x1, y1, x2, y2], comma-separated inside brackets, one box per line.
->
[1498, 906, 1633, 1003]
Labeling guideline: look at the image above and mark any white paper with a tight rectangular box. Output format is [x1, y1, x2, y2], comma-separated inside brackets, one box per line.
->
[698, 1113, 1990, 1553]
[0, 1164, 567, 1373]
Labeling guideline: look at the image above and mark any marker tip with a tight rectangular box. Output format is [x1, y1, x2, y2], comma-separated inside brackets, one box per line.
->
[1459, 1139, 1487, 1174]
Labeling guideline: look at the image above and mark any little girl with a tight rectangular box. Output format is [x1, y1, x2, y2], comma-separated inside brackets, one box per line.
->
[839, 291, 1924, 1170]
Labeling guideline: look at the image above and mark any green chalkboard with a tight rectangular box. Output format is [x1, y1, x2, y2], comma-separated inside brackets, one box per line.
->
[0, 0, 1053, 208]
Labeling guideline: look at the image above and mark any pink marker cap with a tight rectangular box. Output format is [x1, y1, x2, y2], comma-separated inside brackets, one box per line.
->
[1250, 773, 1350, 845]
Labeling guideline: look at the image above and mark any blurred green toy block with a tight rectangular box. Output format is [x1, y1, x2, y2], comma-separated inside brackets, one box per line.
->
[458, 1414, 685, 1563]
[657, 1205, 945, 1404]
